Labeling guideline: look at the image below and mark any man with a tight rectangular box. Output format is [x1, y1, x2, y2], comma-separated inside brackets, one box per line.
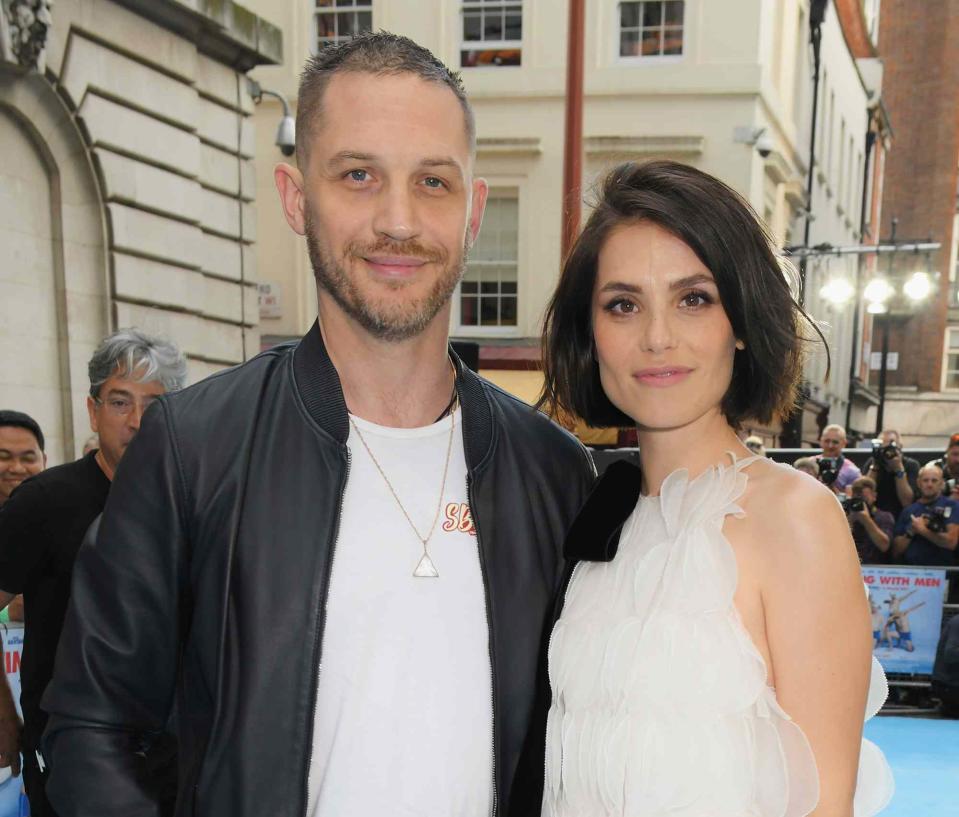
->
[42, 33, 594, 817]
[816, 423, 861, 495]
[862, 428, 918, 518]
[932, 432, 959, 498]
[0, 411, 46, 508]
[845, 476, 894, 564]
[892, 463, 959, 567]
[0, 329, 187, 817]
[0, 411, 46, 780]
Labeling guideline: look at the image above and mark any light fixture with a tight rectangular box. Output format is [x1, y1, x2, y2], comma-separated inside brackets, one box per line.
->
[903, 271, 932, 301]
[819, 278, 855, 305]
[248, 80, 296, 157]
[867, 301, 888, 314]
[863, 277, 894, 306]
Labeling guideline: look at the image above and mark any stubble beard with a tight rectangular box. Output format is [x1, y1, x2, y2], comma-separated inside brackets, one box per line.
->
[305, 209, 469, 343]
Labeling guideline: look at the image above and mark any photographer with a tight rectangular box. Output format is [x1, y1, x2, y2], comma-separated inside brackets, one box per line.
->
[931, 432, 959, 499]
[844, 476, 894, 564]
[816, 424, 861, 495]
[892, 463, 959, 566]
[862, 428, 919, 518]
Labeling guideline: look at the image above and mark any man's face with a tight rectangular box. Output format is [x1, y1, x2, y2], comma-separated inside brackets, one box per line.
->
[820, 429, 845, 458]
[917, 468, 944, 501]
[860, 486, 877, 505]
[881, 430, 900, 446]
[86, 370, 166, 476]
[0, 426, 45, 503]
[946, 444, 959, 471]
[277, 72, 487, 342]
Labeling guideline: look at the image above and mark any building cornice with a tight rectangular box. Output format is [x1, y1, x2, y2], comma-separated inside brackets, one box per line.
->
[110, 0, 281, 70]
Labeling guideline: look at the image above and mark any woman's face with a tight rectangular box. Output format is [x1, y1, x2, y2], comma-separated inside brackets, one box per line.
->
[591, 221, 741, 431]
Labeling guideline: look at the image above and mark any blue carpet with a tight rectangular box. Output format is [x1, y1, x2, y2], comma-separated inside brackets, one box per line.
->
[863, 716, 959, 816]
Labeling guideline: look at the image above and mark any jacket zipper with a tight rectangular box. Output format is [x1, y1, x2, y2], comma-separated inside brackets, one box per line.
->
[302, 447, 351, 817]
[467, 473, 498, 817]
[543, 560, 582, 805]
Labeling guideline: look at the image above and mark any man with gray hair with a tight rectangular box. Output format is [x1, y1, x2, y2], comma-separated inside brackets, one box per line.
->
[0, 328, 186, 817]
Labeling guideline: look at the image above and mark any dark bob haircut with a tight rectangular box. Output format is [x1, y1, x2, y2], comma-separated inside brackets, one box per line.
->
[539, 160, 825, 429]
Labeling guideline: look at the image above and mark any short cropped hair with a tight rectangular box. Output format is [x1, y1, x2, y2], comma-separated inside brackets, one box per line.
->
[88, 328, 188, 399]
[539, 161, 825, 428]
[296, 32, 475, 167]
[793, 456, 820, 476]
[0, 410, 44, 451]
[851, 476, 877, 494]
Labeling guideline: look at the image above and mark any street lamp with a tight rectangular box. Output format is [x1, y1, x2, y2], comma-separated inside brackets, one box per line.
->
[903, 271, 933, 301]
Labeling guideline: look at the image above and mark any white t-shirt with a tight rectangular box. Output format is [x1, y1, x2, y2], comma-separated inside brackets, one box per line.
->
[307, 408, 494, 816]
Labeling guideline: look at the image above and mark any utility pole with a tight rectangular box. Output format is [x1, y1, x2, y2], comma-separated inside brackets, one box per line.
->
[561, 0, 585, 262]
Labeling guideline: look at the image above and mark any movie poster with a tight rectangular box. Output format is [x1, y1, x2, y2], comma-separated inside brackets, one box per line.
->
[0, 624, 27, 816]
[862, 566, 948, 675]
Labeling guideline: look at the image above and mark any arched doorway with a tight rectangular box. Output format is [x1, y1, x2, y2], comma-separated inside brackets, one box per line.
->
[0, 70, 108, 465]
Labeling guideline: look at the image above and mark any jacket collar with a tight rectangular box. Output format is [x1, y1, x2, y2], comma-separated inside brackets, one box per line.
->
[292, 321, 494, 470]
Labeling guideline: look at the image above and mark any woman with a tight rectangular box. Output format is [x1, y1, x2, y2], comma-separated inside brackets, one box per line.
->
[538, 162, 892, 816]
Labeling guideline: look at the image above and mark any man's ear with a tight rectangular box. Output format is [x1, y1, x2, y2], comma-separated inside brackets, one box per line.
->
[86, 396, 99, 434]
[467, 177, 489, 249]
[274, 163, 307, 236]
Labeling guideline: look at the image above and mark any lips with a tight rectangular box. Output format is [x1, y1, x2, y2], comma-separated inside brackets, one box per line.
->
[633, 366, 693, 387]
[362, 255, 428, 278]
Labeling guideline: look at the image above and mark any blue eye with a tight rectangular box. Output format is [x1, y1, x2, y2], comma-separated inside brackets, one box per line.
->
[423, 176, 445, 189]
[347, 169, 368, 182]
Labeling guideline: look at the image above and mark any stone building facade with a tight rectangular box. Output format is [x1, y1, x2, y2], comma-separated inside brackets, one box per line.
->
[0, 0, 281, 465]
[245, 0, 877, 444]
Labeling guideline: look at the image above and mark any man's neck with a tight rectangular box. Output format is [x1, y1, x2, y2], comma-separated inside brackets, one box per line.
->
[94, 449, 115, 482]
[317, 302, 456, 429]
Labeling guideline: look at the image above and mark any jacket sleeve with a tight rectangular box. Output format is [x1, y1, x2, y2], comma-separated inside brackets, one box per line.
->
[42, 401, 190, 817]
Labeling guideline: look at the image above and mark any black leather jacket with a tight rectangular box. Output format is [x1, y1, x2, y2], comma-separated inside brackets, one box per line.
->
[42, 323, 594, 817]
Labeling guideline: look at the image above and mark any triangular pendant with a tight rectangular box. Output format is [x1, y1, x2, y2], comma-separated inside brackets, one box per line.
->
[413, 553, 439, 578]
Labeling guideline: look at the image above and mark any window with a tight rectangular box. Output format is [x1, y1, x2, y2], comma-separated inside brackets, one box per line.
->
[944, 328, 959, 390]
[459, 195, 518, 329]
[619, 1, 685, 58]
[461, 1, 522, 67]
[314, 0, 372, 52]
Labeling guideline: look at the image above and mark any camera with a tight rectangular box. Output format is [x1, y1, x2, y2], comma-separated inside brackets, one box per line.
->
[842, 496, 867, 514]
[923, 505, 952, 534]
[756, 132, 774, 158]
[818, 457, 840, 486]
[871, 438, 900, 469]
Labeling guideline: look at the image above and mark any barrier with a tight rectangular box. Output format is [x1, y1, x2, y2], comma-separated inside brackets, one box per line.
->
[0, 625, 27, 816]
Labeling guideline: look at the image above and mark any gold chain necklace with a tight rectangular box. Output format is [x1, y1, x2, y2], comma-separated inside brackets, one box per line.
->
[348, 378, 458, 579]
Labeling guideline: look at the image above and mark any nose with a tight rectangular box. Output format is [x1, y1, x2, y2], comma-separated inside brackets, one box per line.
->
[128, 402, 146, 432]
[639, 305, 678, 355]
[372, 181, 420, 243]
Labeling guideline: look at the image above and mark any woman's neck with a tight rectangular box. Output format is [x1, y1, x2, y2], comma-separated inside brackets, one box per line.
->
[636, 409, 752, 496]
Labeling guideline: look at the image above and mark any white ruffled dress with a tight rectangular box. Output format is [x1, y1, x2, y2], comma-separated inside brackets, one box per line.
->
[543, 455, 894, 817]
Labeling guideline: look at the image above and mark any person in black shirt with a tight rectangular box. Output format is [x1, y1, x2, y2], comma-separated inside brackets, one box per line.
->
[0, 329, 186, 817]
[845, 476, 895, 564]
[862, 428, 918, 519]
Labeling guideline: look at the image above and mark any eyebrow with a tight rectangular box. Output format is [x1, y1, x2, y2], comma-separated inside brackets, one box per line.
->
[105, 389, 134, 399]
[598, 273, 717, 294]
[326, 151, 464, 180]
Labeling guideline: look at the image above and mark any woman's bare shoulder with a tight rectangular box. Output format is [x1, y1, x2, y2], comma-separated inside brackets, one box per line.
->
[740, 458, 853, 567]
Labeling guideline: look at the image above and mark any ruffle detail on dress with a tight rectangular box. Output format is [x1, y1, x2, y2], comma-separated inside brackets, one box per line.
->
[544, 454, 894, 817]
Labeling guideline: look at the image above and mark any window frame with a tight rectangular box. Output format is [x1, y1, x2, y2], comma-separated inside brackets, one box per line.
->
[460, 0, 524, 70]
[942, 327, 959, 392]
[614, 0, 687, 65]
[453, 189, 522, 337]
[310, 0, 374, 56]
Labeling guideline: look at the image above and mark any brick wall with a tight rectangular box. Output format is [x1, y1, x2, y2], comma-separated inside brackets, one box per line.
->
[878, 0, 959, 392]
